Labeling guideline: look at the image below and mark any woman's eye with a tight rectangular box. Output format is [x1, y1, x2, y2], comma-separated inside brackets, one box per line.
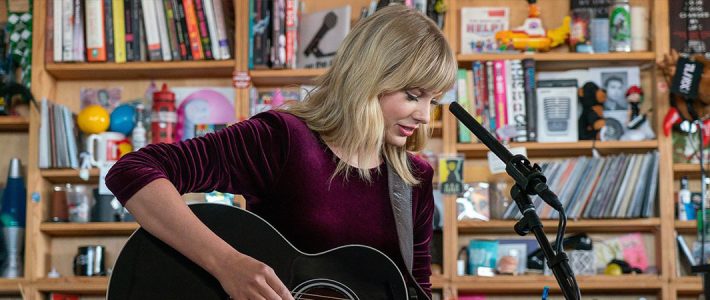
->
[431, 99, 440, 106]
[405, 91, 419, 101]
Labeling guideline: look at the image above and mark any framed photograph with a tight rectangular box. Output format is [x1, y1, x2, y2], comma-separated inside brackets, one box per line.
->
[588, 66, 641, 111]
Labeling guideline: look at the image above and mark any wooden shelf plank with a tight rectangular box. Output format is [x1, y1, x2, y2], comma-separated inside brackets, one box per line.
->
[457, 52, 656, 62]
[0, 279, 25, 293]
[672, 276, 702, 293]
[456, 140, 658, 158]
[0, 116, 29, 132]
[430, 274, 447, 289]
[459, 218, 661, 234]
[455, 275, 662, 293]
[250, 68, 325, 86]
[40, 222, 139, 236]
[40, 169, 99, 184]
[46, 60, 235, 80]
[675, 220, 698, 234]
[34, 277, 108, 293]
[674, 163, 708, 179]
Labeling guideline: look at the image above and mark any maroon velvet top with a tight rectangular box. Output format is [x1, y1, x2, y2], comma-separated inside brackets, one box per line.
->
[105, 110, 435, 295]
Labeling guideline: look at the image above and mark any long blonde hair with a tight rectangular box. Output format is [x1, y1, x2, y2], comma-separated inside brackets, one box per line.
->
[286, 4, 456, 185]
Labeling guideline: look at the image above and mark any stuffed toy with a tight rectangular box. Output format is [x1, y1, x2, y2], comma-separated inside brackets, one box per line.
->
[659, 50, 710, 143]
[621, 85, 655, 141]
[578, 82, 607, 140]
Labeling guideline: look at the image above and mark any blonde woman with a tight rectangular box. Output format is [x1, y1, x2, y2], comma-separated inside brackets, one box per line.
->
[106, 4, 456, 299]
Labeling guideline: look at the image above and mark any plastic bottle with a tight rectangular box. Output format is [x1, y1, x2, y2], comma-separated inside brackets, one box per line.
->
[151, 84, 176, 144]
[132, 104, 147, 150]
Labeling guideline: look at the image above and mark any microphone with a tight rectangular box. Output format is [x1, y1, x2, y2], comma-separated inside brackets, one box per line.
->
[448, 102, 563, 211]
[449, 102, 581, 300]
[303, 12, 338, 58]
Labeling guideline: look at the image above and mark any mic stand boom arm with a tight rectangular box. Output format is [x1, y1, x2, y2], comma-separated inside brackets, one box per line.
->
[449, 102, 581, 300]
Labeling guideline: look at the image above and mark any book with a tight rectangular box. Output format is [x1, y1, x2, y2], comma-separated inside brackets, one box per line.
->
[468, 240, 498, 276]
[507, 59, 526, 142]
[535, 79, 578, 143]
[85, 0, 106, 62]
[460, 7, 509, 53]
[297, 5, 351, 69]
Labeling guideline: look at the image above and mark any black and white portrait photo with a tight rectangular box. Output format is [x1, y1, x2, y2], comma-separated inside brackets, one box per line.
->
[601, 72, 629, 110]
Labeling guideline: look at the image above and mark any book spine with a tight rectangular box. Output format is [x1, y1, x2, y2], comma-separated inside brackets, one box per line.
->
[51, 0, 62, 62]
[85, 0, 107, 62]
[130, 0, 142, 61]
[493, 60, 508, 137]
[154, 0, 173, 61]
[270, 0, 285, 68]
[173, 0, 192, 60]
[202, 0, 221, 59]
[509, 59, 527, 142]
[141, 0, 163, 61]
[284, 0, 297, 68]
[522, 58, 537, 142]
[212, 0, 231, 60]
[457, 69, 471, 143]
[61, 0, 74, 61]
[163, 0, 181, 60]
[182, 0, 204, 59]
[104, 0, 115, 62]
[485, 61, 496, 133]
[73, 0, 85, 61]
[193, 0, 213, 59]
[113, 0, 127, 63]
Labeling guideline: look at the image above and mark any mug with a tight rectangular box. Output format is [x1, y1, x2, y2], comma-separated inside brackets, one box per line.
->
[86, 132, 131, 167]
[73, 245, 106, 276]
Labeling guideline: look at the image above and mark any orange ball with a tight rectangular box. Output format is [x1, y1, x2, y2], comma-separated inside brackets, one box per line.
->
[77, 105, 110, 134]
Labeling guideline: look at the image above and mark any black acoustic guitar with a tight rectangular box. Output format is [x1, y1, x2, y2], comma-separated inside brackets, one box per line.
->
[107, 203, 430, 300]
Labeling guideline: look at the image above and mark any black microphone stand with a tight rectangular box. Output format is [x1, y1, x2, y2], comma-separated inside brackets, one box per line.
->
[449, 102, 581, 299]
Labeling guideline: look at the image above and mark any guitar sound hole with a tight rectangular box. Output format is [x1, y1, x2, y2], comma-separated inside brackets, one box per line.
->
[291, 279, 357, 300]
[294, 287, 351, 300]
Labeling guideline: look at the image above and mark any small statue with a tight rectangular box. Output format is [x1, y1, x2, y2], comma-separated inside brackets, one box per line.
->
[626, 85, 645, 129]
[621, 85, 655, 141]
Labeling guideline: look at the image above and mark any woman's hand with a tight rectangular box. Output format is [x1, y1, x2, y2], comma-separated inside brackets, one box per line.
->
[216, 252, 295, 300]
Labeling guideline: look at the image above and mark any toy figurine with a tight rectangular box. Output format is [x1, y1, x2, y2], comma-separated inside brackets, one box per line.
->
[621, 85, 655, 141]
[578, 82, 606, 140]
[659, 50, 710, 142]
[495, 0, 570, 52]
[626, 85, 645, 129]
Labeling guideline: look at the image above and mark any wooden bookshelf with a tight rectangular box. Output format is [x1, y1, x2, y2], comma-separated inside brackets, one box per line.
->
[45, 60, 236, 80]
[0, 116, 29, 132]
[673, 164, 707, 179]
[40, 168, 100, 184]
[675, 220, 697, 234]
[40, 222, 139, 237]
[455, 140, 659, 158]
[459, 218, 662, 234]
[33, 277, 108, 293]
[249, 68, 325, 86]
[671, 276, 702, 293]
[457, 52, 656, 62]
[430, 274, 446, 289]
[0, 278, 26, 294]
[454, 275, 663, 293]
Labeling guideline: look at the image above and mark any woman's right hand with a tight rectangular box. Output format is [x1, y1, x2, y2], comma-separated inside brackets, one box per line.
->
[216, 252, 295, 300]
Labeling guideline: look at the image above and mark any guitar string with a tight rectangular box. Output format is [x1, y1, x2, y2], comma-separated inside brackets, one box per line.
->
[289, 290, 352, 300]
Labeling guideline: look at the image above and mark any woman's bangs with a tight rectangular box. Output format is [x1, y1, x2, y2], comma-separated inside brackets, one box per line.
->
[406, 39, 456, 95]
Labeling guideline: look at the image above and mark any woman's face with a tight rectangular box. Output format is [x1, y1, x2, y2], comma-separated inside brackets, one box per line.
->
[378, 88, 439, 147]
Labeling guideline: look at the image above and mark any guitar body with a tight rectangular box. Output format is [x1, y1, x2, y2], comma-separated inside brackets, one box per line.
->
[107, 203, 429, 300]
